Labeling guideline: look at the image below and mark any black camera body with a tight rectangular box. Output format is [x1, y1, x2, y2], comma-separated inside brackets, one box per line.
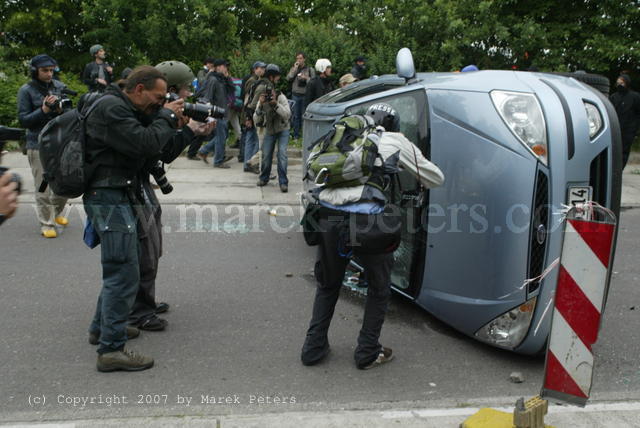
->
[165, 93, 225, 123]
[45, 95, 73, 111]
[148, 161, 173, 194]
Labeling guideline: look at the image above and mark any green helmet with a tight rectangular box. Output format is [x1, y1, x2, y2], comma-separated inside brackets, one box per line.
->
[155, 61, 194, 89]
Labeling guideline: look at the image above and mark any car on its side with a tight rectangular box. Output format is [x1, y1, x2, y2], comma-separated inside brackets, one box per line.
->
[301, 49, 621, 355]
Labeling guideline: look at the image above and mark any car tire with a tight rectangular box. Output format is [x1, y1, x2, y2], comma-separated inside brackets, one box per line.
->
[550, 72, 610, 95]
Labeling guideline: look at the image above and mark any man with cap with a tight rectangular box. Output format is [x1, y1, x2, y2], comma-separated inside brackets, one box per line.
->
[240, 61, 267, 172]
[83, 44, 114, 92]
[195, 59, 234, 168]
[17, 54, 71, 238]
[610, 73, 640, 168]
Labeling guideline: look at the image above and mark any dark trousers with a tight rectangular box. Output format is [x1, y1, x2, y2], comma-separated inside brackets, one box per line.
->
[84, 188, 140, 354]
[187, 135, 205, 158]
[301, 216, 394, 367]
[129, 183, 162, 325]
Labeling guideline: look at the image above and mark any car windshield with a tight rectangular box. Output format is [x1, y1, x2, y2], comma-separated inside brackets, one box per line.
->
[317, 77, 406, 104]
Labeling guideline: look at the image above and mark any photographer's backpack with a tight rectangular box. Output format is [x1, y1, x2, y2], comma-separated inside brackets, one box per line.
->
[38, 94, 110, 198]
[305, 114, 381, 188]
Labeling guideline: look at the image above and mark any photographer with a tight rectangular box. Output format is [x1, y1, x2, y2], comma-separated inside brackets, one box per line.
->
[254, 64, 291, 193]
[17, 54, 71, 238]
[83, 66, 187, 372]
[121, 61, 215, 332]
[82, 44, 114, 92]
[286, 52, 314, 140]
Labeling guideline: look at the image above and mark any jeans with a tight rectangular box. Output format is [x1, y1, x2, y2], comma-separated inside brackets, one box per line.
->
[260, 129, 289, 185]
[243, 126, 259, 169]
[199, 118, 229, 166]
[291, 94, 306, 139]
[301, 215, 394, 367]
[84, 188, 140, 354]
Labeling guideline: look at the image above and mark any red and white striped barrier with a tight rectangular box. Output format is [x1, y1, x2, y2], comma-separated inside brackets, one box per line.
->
[541, 203, 617, 407]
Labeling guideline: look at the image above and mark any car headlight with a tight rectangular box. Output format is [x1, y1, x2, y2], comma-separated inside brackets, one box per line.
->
[584, 101, 603, 139]
[491, 91, 548, 165]
[474, 296, 537, 349]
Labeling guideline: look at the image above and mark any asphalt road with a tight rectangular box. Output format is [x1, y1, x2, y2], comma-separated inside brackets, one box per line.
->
[0, 204, 639, 423]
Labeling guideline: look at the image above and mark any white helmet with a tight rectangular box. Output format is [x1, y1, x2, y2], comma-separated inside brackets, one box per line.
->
[315, 58, 332, 73]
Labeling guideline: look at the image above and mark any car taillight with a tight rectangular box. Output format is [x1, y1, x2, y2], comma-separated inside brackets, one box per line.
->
[474, 296, 537, 349]
[491, 91, 548, 165]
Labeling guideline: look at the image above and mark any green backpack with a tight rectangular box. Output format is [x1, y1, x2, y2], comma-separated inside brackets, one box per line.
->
[306, 115, 381, 188]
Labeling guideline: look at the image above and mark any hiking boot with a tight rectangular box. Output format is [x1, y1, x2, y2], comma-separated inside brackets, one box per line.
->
[257, 180, 268, 187]
[187, 155, 200, 161]
[198, 152, 209, 164]
[41, 228, 57, 238]
[97, 348, 154, 372]
[301, 342, 330, 366]
[213, 163, 230, 169]
[358, 347, 394, 370]
[137, 315, 168, 331]
[280, 184, 288, 193]
[155, 302, 170, 314]
[54, 216, 69, 226]
[89, 326, 140, 345]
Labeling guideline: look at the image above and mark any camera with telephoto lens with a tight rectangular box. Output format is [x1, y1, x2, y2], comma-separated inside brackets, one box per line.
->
[165, 93, 225, 122]
[149, 161, 173, 194]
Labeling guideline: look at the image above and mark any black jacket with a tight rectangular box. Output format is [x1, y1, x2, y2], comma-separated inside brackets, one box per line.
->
[350, 64, 367, 80]
[82, 61, 113, 92]
[17, 78, 67, 150]
[84, 85, 182, 187]
[610, 88, 640, 143]
[305, 76, 335, 106]
[195, 71, 232, 117]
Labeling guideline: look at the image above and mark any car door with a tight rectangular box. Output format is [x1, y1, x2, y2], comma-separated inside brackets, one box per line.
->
[345, 88, 430, 298]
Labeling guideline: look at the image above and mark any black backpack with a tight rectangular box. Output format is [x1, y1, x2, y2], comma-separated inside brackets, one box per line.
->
[38, 94, 111, 198]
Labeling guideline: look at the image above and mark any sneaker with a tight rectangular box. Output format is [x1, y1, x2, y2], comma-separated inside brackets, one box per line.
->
[213, 163, 230, 169]
[187, 155, 200, 161]
[97, 348, 154, 372]
[89, 326, 140, 345]
[137, 316, 168, 331]
[280, 184, 288, 193]
[244, 166, 259, 174]
[54, 216, 69, 226]
[41, 228, 57, 238]
[359, 347, 394, 370]
[257, 180, 268, 187]
[198, 152, 209, 164]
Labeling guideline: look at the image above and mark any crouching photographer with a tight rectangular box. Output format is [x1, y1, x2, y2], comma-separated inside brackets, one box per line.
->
[17, 54, 73, 238]
[123, 61, 216, 333]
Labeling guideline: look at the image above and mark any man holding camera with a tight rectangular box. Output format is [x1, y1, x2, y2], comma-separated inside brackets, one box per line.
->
[17, 54, 70, 238]
[82, 44, 114, 93]
[117, 60, 215, 333]
[83, 66, 187, 372]
[254, 64, 291, 192]
[196, 59, 233, 168]
[286, 52, 314, 140]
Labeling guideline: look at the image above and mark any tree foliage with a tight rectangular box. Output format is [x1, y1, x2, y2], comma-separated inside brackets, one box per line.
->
[0, 0, 638, 87]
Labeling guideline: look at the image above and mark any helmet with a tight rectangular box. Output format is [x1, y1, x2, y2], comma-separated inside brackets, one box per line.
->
[366, 103, 400, 132]
[315, 58, 332, 73]
[155, 61, 195, 89]
[90, 44, 104, 56]
[264, 63, 281, 78]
